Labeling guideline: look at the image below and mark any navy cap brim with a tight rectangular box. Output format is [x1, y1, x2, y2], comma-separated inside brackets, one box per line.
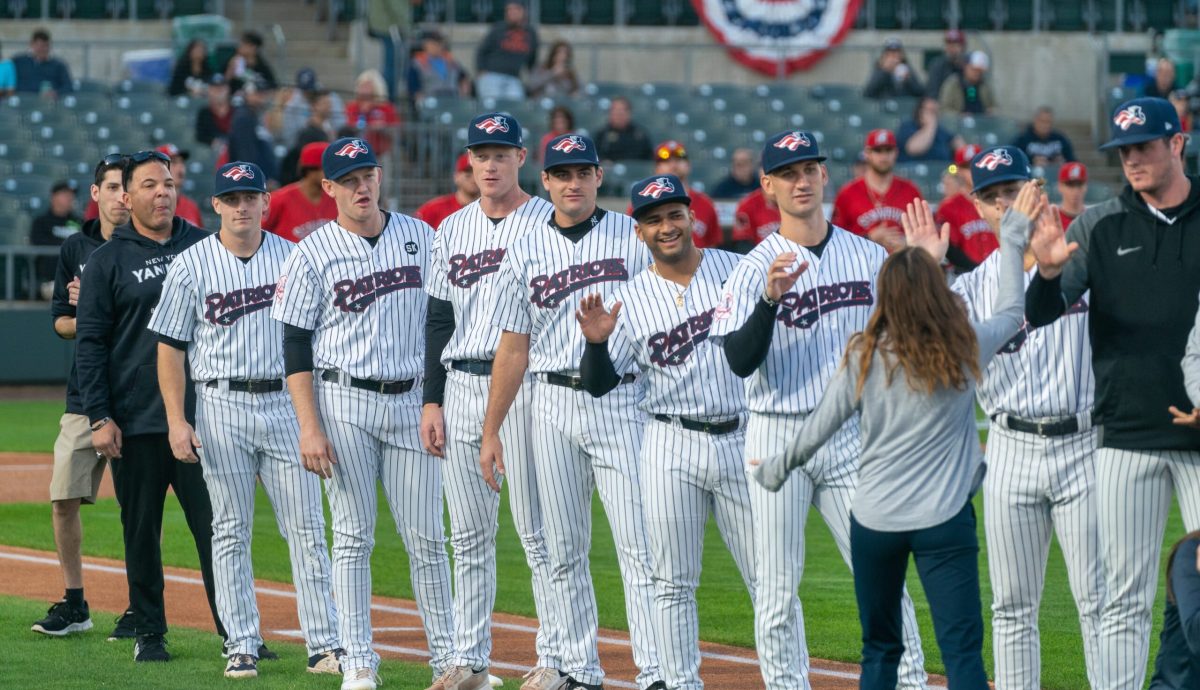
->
[215, 185, 265, 196]
[631, 196, 691, 220]
[326, 160, 380, 180]
[971, 171, 1031, 194]
[764, 154, 826, 174]
[543, 155, 599, 171]
[1099, 131, 1171, 150]
[465, 138, 522, 149]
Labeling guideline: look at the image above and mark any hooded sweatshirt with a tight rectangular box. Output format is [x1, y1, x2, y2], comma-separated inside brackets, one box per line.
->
[51, 219, 107, 415]
[75, 217, 208, 434]
[1026, 178, 1200, 451]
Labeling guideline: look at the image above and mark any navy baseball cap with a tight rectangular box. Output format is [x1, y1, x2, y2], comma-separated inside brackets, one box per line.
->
[630, 173, 691, 220]
[322, 137, 379, 181]
[761, 130, 825, 174]
[543, 133, 600, 171]
[467, 112, 524, 148]
[1100, 97, 1180, 150]
[214, 161, 266, 196]
[969, 145, 1032, 193]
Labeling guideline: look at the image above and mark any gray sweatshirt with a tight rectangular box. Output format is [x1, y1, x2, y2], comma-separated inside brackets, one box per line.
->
[1186, 294, 1200, 408]
[752, 208, 1031, 532]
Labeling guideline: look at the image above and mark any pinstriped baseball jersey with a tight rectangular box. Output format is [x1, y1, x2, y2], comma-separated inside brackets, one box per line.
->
[427, 196, 555, 364]
[951, 251, 1095, 418]
[607, 248, 747, 419]
[148, 231, 294, 381]
[272, 212, 433, 380]
[709, 227, 886, 415]
[491, 210, 651, 374]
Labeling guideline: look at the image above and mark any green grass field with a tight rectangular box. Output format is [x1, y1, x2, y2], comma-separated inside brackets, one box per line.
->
[0, 400, 1183, 689]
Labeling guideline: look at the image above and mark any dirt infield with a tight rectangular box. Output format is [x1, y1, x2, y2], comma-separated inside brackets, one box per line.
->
[0, 452, 115, 503]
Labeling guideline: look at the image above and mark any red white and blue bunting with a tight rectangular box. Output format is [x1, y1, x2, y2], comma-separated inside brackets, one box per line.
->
[691, 0, 863, 76]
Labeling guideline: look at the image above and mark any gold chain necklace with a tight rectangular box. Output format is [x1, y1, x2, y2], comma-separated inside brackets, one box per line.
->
[651, 251, 703, 308]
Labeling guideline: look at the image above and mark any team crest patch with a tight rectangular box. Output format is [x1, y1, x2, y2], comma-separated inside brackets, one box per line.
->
[475, 116, 510, 134]
[276, 274, 286, 298]
[638, 177, 676, 199]
[773, 132, 811, 152]
[552, 135, 587, 154]
[222, 164, 255, 181]
[692, 0, 861, 76]
[975, 149, 1013, 171]
[334, 139, 370, 158]
[1113, 105, 1146, 131]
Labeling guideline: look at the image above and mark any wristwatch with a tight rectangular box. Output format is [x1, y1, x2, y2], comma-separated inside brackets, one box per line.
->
[90, 417, 111, 432]
[761, 290, 779, 308]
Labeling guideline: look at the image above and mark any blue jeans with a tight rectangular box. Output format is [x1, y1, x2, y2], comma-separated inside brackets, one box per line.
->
[850, 501, 989, 690]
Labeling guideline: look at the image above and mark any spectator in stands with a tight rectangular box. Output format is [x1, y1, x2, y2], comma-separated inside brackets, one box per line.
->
[228, 78, 279, 185]
[528, 41, 580, 99]
[168, 39, 213, 98]
[223, 31, 277, 94]
[832, 129, 923, 253]
[0, 41, 16, 96]
[157, 144, 203, 227]
[1056, 161, 1088, 228]
[925, 29, 967, 100]
[278, 89, 335, 187]
[595, 96, 653, 161]
[1012, 106, 1077, 166]
[30, 180, 82, 299]
[935, 143, 996, 273]
[262, 142, 338, 242]
[629, 140, 722, 247]
[1143, 57, 1178, 99]
[414, 153, 480, 230]
[474, 0, 539, 101]
[12, 29, 72, 97]
[897, 97, 964, 162]
[195, 75, 233, 148]
[406, 30, 471, 108]
[939, 51, 993, 114]
[730, 185, 779, 252]
[863, 37, 925, 100]
[1171, 89, 1194, 132]
[711, 147, 760, 199]
[537, 105, 576, 163]
[273, 67, 346, 149]
[367, 0, 414, 101]
[346, 68, 401, 161]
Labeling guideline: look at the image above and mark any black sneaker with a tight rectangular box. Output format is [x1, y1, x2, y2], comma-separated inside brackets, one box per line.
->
[645, 683, 667, 690]
[257, 643, 279, 661]
[108, 609, 135, 641]
[307, 648, 344, 675]
[31, 599, 93, 636]
[134, 634, 170, 662]
[564, 679, 603, 690]
[224, 653, 258, 679]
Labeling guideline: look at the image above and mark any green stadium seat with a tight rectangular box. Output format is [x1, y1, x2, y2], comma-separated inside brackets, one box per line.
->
[118, 80, 167, 95]
[14, 160, 73, 180]
[61, 92, 112, 112]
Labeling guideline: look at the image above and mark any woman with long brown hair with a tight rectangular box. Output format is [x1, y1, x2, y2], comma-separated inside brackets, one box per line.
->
[1149, 530, 1200, 688]
[752, 180, 1054, 689]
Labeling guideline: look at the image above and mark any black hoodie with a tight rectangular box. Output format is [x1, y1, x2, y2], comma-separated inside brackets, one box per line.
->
[75, 217, 208, 434]
[50, 219, 107, 415]
[1027, 177, 1200, 450]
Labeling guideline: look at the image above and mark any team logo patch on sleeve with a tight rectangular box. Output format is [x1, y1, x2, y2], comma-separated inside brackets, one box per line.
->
[974, 149, 1013, 171]
[334, 139, 370, 158]
[222, 164, 256, 181]
[1113, 105, 1147, 131]
[638, 177, 676, 199]
[773, 132, 811, 151]
[551, 135, 588, 154]
[475, 116, 510, 134]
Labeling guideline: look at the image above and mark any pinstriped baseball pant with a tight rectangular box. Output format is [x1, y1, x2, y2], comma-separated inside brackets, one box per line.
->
[982, 425, 1103, 690]
[442, 370, 560, 671]
[316, 380, 455, 676]
[1092, 446, 1200, 690]
[745, 412, 927, 690]
[194, 386, 340, 658]
[531, 379, 662, 689]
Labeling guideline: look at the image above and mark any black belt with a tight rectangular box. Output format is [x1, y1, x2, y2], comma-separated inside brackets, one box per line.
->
[321, 370, 415, 395]
[540, 372, 636, 391]
[450, 360, 493, 375]
[653, 414, 740, 435]
[206, 379, 284, 394]
[998, 414, 1080, 437]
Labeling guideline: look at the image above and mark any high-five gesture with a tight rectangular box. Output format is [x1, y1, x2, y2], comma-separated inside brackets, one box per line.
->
[766, 252, 810, 302]
[1029, 192, 1078, 279]
[900, 199, 950, 262]
[576, 293, 622, 344]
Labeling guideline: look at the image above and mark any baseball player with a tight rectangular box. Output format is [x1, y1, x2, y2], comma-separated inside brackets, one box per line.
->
[1026, 97, 1200, 690]
[576, 173, 756, 690]
[262, 142, 339, 242]
[271, 137, 454, 690]
[414, 153, 480, 231]
[32, 154, 131, 638]
[729, 186, 780, 252]
[637, 141, 722, 248]
[950, 146, 1103, 689]
[1056, 161, 1088, 228]
[934, 144, 999, 274]
[831, 129, 923, 253]
[149, 161, 343, 680]
[709, 130, 928, 689]
[420, 113, 560, 690]
[479, 133, 665, 690]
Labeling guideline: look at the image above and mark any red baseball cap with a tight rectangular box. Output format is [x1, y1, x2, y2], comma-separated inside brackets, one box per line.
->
[156, 143, 189, 160]
[954, 143, 982, 166]
[1058, 161, 1088, 184]
[300, 142, 328, 169]
[864, 129, 896, 150]
[945, 29, 966, 44]
[455, 152, 471, 173]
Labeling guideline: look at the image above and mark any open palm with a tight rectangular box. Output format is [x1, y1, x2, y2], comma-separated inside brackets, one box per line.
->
[576, 294, 621, 344]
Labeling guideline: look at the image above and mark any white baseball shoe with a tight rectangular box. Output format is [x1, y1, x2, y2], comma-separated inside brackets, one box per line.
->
[427, 666, 491, 690]
[342, 667, 382, 690]
[520, 667, 567, 690]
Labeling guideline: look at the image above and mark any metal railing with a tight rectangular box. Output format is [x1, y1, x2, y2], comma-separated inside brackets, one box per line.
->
[0, 246, 57, 304]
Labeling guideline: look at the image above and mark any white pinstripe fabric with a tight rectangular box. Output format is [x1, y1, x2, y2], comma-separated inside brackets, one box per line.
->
[1092, 447, 1200, 690]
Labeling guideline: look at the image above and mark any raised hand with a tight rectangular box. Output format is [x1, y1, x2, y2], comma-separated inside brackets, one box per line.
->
[1011, 181, 1046, 223]
[766, 252, 809, 302]
[900, 200, 949, 262]
[576, 293, 621, 344]
[1029, 195, 1078, 279]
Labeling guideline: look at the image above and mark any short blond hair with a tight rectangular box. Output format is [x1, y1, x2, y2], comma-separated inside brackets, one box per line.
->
[355, 69, 388, 99]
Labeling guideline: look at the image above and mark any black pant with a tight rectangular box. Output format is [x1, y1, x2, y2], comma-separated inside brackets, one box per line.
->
[110, 433, 225, 638]
[850, 501, 989, 690]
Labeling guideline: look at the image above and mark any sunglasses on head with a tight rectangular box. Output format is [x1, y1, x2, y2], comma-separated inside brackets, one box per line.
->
[129, 150, 171, 164]
[100, 153, 127, 166]
[656, 144, 687, 160]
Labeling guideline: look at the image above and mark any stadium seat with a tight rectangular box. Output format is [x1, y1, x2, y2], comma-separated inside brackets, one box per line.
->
[15, 160, 73, 180]
[0, 142, 41, 161]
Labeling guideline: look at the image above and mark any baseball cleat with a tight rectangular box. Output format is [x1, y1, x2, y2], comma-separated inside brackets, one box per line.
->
[224, 653, 258, 679]
[133, 633, 171, 662]
[308, 648, 345, 675]
[341, 667, 382, 690]
[31, 599, 93, 636]
[427, 666, 490, 690]
[257, 643, 279, 661]
[489, 674, 504, 688]
[107, 608, 136, 641]
[520, 668, 566, 690]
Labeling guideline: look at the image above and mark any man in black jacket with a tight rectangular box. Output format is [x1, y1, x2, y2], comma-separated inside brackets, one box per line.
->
[75, 150, 225, 663]
[1026, 96, 1200, 690]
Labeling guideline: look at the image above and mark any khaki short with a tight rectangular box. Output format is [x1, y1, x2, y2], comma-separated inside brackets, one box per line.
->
[49, 413, 107, 504]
